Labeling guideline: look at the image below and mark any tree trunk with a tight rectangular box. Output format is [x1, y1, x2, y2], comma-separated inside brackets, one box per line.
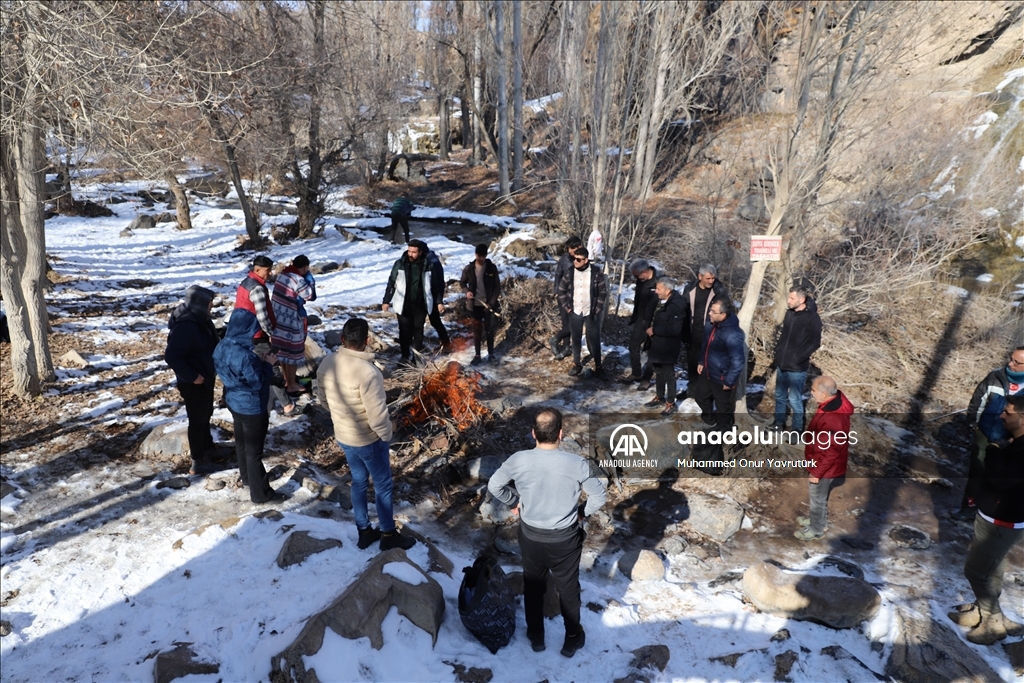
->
[202, 106, 261, 245]
[438, 92, 449, 161]
[590, 2, 617, 237]
[164, 171, 192, 230]
[459, 86, 472, 152]
[494, 0, 510, 198]
[473, 25, 485, 163]
[293, 0, 327, 239]
[637, 20, 671, 200]
[511, 0, 524, 191]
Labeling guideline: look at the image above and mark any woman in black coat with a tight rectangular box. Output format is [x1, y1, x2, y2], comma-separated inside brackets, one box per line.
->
[643, 277, 685, 415]
[164, 285, 220, 474]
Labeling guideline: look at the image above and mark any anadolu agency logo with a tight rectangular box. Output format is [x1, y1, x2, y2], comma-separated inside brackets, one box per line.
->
[609, 423, 648, 459]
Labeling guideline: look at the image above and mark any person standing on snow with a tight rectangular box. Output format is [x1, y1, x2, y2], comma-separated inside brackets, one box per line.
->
[382, 239, 450, 363]
[271, 254, 317, 395]
[390, 196, 414, 244]
[460, 244, 501, 365]
[556, 247, 608, 380]
[642, 277, 685, 415]
[234, 255, 275, 348]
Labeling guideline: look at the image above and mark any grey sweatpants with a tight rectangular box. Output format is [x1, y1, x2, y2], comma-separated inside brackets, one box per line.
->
[964, 514, 1024, 615]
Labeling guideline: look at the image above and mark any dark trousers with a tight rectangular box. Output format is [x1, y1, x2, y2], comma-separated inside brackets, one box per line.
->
[178, 382, 214, 462]
[390, 215, 410, 243]
[964, 514, 1024, 615]
[693, 375, 736, 428]
[428, 306, 450, 346]
[397, 306, 427, 358]
[628, 324, 653, 378]
[569, 312, 602, 368]
[230, 410, 273, 503]
[653, 363, 676, 402]
[470, 304, 495, 356]
[552, 307, 571, 349]
[686, 340, 704, 397]
[519, 526, 585, 637]
[961, 430, 989, 510]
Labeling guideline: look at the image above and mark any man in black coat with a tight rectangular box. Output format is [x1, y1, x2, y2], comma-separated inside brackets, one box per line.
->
[164, 285, 220, 474]
[626, 259, 658, 383]
[682, 264, 729, 398]
[556, 247, 608, 379]
[642, 277, 685, 415]
[550, 236, 583, 360]
[382, 239, 450, 363]
[460, 244, 502, 365]
[771, 286, 822, 432]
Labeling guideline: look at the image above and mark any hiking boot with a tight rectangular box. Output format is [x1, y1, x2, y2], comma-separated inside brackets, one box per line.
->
[527, 630, 545, 652]
[1000, 613, 1024, 637]
[380, 529, 416, 551]
[189, 459, 219, 475]
[569, 364, 583, 377]
[948, 602, 981, 627]
[560, 629, 585, 658]
[796, 516, 811, 527]
[661, 402, 677, 415]
[357, 525, 382, 550]
[644, 397, 664, 409]
[470, 355, 483, 366]
[549, 337, 561, 357]
[794, 527, 825, 541]
[966, 609, 1008, 645]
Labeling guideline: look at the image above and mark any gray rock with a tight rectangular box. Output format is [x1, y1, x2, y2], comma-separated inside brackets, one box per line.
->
[482, 396, 523, 414]
[774, 650, 798, 682]
[619, 549, 664, 581]
[153, 643, 219, 683]
[685, 491, 745, 542]
[770, 628, 790, 642]
[630, 644, 670, 672]
[711, 649, 766, 668]
[132, 464, 159, 480]
[466, 456, 502, 484]
[58, 349, 90, 369]
[493, 525, 519, 555]
[156, 477, 191, 490]
[310, 261, 339, 275]
[0, 481, 16, 499]
[448, 662, 493, 683]
[0, 620, 11, 637]
[204, 478, 226, 491]
[140, 422, 190, 458]
[1003, 640, 1024, 676]
[323, 329, 343, 347]
[153, 212, 176, 224]
[271, 549, 444, 681]
[129, 214, 156, 230]
[479, 491, 513, 524]
[660, 536, 688, 556]
[708, 571, 744, 589]
[277, 531, 343, 569]
[888, 525, 931, 550]
[736, 193, 768, 222]
[318, 484, 351, 509]
[120, 228, 134, 238]
[820, 645, 885, 681]
[884, 601, 1003, 683]
[741, 561, 880, 629]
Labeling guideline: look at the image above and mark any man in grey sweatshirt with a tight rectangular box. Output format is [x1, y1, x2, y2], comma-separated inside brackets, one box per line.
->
[487, 408, 607, 658]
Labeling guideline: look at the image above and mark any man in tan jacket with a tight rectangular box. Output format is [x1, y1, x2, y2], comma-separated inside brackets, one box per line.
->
[317, 318, 415, 551]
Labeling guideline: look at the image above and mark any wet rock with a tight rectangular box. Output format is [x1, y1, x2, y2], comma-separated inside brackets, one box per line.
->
[884, 600, 1002, 683]
[816, 556, 865, 580]
[708, 570, 743, 589]
[58, 349, 89, 369]
[447, 662, 493, 683]
[1003, 641, 1024, 676]
[129, 214, 156, 230]
[254, 510, 284, 522]
[619, 549, 664, 581]
[0, 620, 11, 637]
[888, 525, 931, 550]
[820, 645, 886, 681]
[153, 643, 219, 683]
[630, 644, 670, 672]
[465, 456, 502, 484]
[741, 561, 880, 629]
[685, 491, 745, 542]
[276, 531, 343, 569]
[140, 422, 190, 458]
[271, 549, 444, 681]
[774, 650, 798, 682]
[156, 477, 191, 490]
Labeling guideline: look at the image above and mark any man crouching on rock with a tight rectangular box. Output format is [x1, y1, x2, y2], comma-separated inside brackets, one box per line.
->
[487, 408, 607, 658]
[949, 393, 1024, 644]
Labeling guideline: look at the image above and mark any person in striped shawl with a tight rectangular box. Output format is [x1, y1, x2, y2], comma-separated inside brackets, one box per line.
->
[271, 255, 317, 394]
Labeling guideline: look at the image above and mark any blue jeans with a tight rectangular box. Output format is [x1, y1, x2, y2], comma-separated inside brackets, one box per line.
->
[774, 369, 808, 431]
[338, 439, 395, 532]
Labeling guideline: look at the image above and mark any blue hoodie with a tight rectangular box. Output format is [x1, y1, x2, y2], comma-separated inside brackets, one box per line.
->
[213, 309, 272, 415]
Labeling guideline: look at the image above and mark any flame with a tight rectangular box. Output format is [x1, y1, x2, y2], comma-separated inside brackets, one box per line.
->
[403, 361, 489, 430]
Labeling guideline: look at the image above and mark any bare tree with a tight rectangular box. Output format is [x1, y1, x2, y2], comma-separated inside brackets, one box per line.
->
[493, 0, 510, 198]
[511, 0, 524, 191]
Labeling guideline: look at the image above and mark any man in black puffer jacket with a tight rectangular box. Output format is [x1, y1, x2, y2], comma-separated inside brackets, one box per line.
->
[626, 259, 658, 383]
[165, 285, 220, 474]
[694, 297, 745, 429]
[641, 277, 685, 415]
[771, 286, 822, 432]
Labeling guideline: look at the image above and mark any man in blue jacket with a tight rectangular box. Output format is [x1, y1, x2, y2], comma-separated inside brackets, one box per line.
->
[694, 297, 745, 429]
[382, 239, 450, 363]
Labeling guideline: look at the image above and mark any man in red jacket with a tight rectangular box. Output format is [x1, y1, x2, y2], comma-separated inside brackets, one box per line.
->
[795, 376, 854, 541]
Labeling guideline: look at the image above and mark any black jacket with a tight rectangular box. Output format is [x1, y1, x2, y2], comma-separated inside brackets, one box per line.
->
[976, 435, 1024, 524]
[648, 290, 685, 365]
[553, 253, 574, 297]
[556, 263, 608, 318]
[682, 279, 729, 344]
[165, 287, 218, 385]
[700, 313, 746, 387]
[460, 259, 501, 310]
[383, 250, 445, 315]
[773, 297, 822, 372]
[630, 268, 659, 327]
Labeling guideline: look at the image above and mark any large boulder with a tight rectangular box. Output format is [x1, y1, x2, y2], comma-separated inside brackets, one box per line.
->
[684, 491, 745, 542]
[884, 600, 1003, 683]
[741, 561, 880, 629]
[276, 531, 343, 569]
[140, 422, 190, 458]
[270, 548, 445, 683]
[618, 549, 665, 581]
[129, 214, 157, 230]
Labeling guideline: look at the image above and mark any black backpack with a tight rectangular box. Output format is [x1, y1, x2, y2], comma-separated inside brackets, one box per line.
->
[458, 554, 516, 654]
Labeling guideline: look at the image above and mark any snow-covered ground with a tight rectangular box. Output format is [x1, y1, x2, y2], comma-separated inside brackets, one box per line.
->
[1, 182, 1022, 682]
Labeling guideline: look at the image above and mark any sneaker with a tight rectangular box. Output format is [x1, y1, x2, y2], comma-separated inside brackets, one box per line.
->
[470, 356, 483, 366]
[796, 516, 810, 527]
[794, 527, 824, 541]
[644, 397, 664, 409]
[661, 402, 677, 415]
[527, 630, 545, 653]
[380, 528, 416, 551]
[569, 364, 583, 377]
[357, 525, 382, 550]
[560, 629, 585, 658]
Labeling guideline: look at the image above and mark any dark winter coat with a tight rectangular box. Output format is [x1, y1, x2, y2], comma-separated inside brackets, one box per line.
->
[804, 391, 854, 480]
[700, 312, 745, 388]
[630, 268, 659, 327]
[553, 253, 574, 297]
[556, 263, 608, 318]
[383, 249, 446, 315]
[460, 259, 501, 311]
[976, 435, 1024, 524]
[164, 286, 219, 386]
[648, 290, 685, 365]
[682, 279, 729, 344]
[969, 366, 1024, 442]
[774, 297, 822, 373]
[213, 309, 272, 416]
[391, 197, 413, 218]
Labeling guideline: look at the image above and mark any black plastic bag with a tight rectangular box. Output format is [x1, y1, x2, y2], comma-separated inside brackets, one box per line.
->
[458, 554, 516, 654]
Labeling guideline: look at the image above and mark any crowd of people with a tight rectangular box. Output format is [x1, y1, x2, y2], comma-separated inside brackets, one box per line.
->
[162, 226, 1023, 653]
